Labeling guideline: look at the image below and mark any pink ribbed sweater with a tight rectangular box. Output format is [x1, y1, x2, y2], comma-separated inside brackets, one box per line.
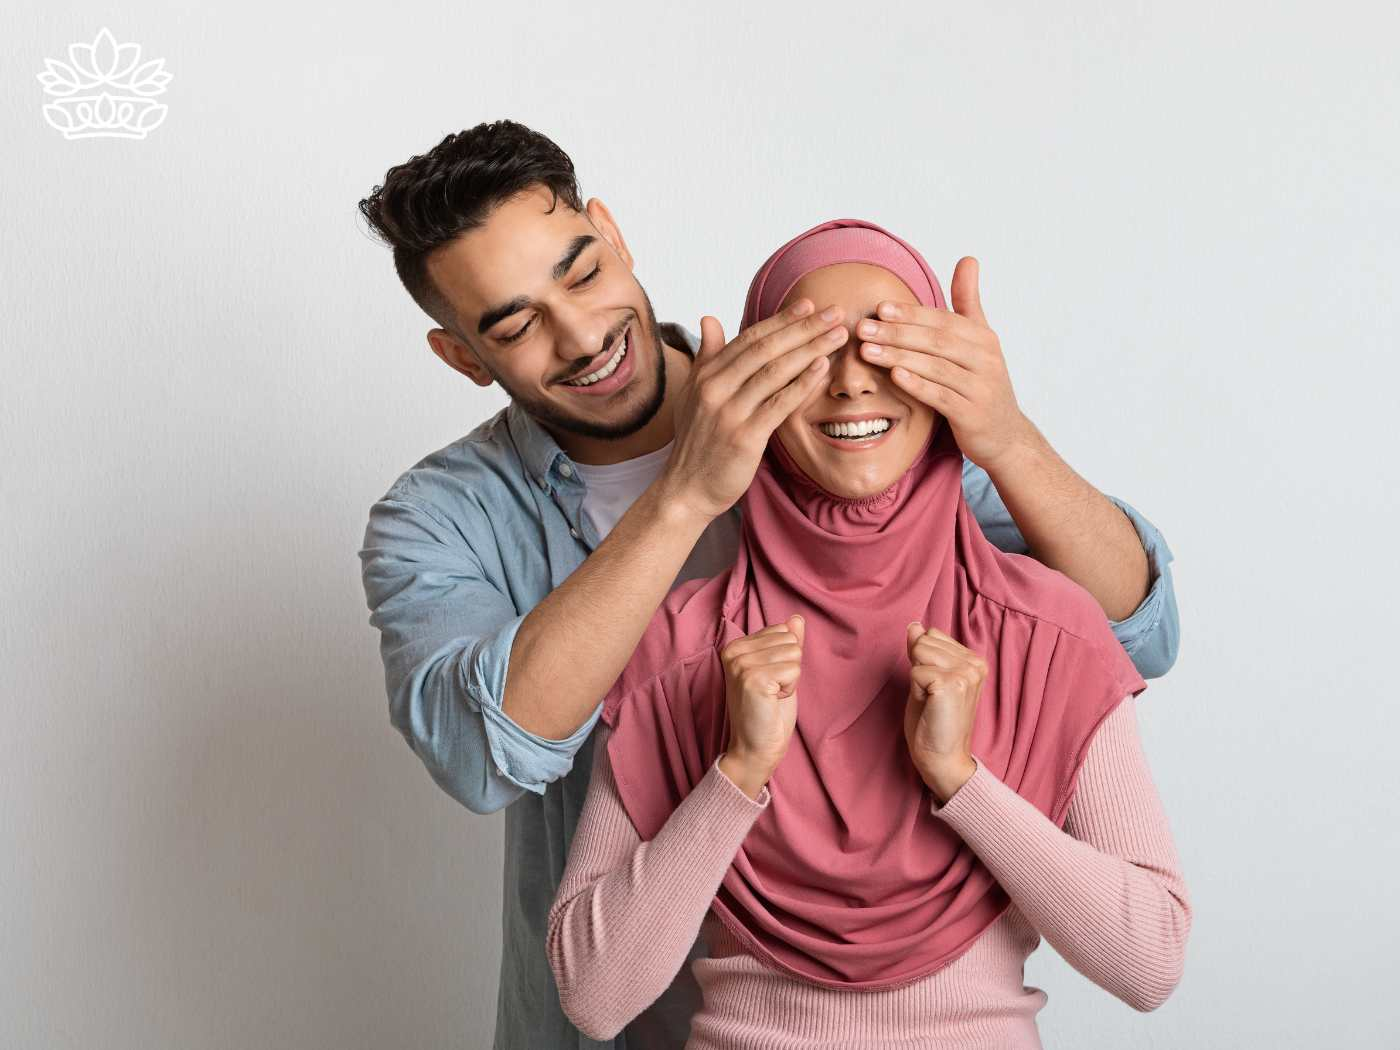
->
[547, 697, 1191, 1049]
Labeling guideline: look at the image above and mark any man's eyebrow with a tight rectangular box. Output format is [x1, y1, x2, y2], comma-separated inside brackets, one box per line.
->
[475, 235, 599, 336]
[477, 295, 531, 336]
[552, 234, 596, 280]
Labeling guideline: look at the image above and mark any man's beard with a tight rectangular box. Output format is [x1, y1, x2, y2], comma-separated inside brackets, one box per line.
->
[489, 289, 669, 442]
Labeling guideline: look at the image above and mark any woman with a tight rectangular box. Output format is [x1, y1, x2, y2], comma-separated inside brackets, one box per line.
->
[546, 219, 1191, 1049]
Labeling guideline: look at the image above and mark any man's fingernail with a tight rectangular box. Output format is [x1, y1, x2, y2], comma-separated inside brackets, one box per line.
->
[858, 320, 878, 336]
[863, 344, 883, 358]
[879, 302, 901, 319]
[820, 305, 840, 322]
[792, 300, 813, 316]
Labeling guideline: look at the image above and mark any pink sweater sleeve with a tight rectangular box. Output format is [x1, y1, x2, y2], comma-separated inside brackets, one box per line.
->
[930, 696, 1193, 1011]
[546, 728, 770, 1041]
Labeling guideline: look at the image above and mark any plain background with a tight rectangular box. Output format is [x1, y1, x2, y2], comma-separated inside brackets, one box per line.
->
[4, 2, 1396, 1047]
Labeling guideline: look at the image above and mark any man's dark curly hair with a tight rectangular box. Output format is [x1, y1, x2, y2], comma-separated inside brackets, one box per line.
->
[358, 120, 584, 337]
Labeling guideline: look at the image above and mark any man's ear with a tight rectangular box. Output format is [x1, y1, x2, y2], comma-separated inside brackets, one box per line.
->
[585, 197, 635, 271]
[427, 328, 494, 387]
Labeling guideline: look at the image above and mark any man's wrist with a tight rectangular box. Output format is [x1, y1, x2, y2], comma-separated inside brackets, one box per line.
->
[650, 470, 721, 533]
[978, 417, 1056, 483]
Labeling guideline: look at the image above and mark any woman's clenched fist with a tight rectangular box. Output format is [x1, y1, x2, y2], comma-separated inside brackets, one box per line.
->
[903, 622, 986, 803]
[717, 615, 804, 799]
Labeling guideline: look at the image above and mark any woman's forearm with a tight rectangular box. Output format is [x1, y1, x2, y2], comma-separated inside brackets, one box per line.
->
[930, 699, 1191, 1011]
[546, 737, 769, 1039]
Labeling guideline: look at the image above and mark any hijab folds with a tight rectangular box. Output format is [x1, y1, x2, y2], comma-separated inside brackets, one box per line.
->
[600, 218, 1147, 990]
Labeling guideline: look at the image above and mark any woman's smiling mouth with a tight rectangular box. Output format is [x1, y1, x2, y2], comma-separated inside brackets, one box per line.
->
[811, 413, 899, 450]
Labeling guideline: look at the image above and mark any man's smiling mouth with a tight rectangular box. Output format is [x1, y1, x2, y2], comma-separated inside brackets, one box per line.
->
[562, 328, 629, 387]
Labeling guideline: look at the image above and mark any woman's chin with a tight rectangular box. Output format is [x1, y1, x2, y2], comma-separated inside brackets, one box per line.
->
[808, 464, 900, 500]
[779, 431, 913, 499]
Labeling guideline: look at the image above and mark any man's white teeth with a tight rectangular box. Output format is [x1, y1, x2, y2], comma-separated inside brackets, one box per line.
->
[564, 333, 628, 386]
[818, 418, 892, 439]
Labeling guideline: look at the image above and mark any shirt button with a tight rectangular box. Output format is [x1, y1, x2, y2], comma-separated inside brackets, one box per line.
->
[559, 462, 574, 478]
[569, 527, 581, 539]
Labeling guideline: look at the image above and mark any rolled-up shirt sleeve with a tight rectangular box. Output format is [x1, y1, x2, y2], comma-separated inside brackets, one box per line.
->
[961, 461, 1180, 679]
[358, 496, 600, 813]
[1100, 494, 1179, 679]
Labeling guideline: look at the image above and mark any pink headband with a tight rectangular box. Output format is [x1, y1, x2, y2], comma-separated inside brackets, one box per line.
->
[740, 218, 947, 330]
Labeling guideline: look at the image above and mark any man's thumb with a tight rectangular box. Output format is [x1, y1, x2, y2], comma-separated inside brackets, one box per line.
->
[950, 257, 987, 326]
[697, 315, 726, 360]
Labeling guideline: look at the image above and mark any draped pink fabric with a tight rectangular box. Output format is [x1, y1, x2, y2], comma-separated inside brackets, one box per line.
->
[600, 218, 1147, 990]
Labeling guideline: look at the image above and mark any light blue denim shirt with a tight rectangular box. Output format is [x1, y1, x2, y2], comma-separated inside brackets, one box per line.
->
[357, 323, 1179, 1050]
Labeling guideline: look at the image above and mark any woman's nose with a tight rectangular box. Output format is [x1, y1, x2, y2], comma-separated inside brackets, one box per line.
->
[826, 339, 880, 399]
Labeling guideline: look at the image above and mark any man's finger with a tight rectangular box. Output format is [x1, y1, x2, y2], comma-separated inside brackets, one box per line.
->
[711, 298, 820, 372]
[857, 319, 977, 370]
[749, 354, 830, 431]
[875, 299, 988, 343]
[729, 329, 843, 419]
[870, 302, 984, 344]
[860, 345, 977, 398]
[716, 312, 846, 406]
[889, 367, 973, 418]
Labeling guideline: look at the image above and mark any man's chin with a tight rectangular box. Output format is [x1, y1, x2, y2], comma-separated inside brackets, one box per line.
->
[541, 390, 662, 441]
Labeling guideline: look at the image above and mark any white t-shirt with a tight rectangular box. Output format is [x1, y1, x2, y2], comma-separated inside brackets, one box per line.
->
[571, 439, 743, 590]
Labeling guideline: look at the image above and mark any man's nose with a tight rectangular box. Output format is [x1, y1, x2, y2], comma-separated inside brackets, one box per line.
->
[552, 300, 613, 363]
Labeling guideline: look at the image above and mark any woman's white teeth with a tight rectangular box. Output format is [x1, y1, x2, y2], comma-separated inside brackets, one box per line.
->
[565, 333, 628, 386]
[819, 418, 892, 439]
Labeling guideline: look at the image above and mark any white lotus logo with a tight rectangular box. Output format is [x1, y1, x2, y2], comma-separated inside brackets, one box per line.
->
[37, 27, 172, 140]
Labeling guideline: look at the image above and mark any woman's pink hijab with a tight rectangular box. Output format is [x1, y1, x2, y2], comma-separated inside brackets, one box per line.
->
[600, 218, 1147, 990]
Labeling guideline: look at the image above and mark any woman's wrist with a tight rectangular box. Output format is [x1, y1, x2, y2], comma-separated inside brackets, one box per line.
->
[920, 754, 978, 805]
[717, 751, 775, 801]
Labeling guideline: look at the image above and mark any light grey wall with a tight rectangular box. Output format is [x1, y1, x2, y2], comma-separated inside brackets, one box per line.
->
[3, 2, 1395, 1047]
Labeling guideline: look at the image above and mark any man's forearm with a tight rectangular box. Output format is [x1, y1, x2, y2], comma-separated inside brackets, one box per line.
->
[502, 480, 712, 740]
[983, 423, 1149, 622]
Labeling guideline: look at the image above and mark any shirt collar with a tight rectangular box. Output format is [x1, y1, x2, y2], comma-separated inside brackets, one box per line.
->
[506, 400, 567, 490]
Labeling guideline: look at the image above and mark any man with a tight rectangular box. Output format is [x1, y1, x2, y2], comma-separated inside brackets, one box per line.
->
[356, 120, 1179, 1050]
